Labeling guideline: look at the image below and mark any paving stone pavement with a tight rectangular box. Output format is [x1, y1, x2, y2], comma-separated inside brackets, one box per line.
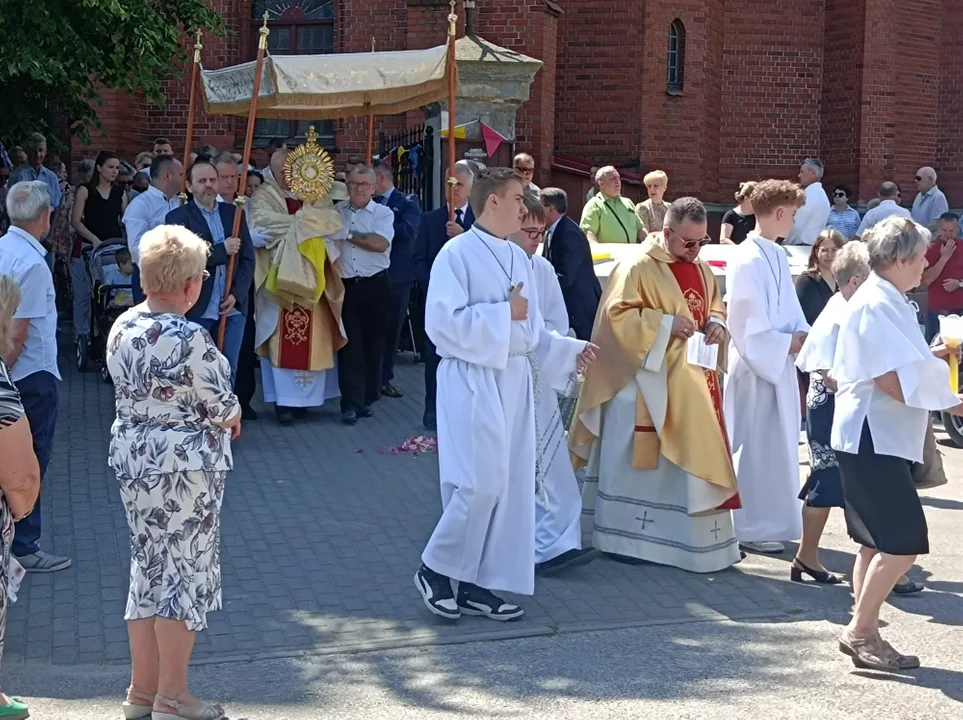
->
[2, 352, 884, 668]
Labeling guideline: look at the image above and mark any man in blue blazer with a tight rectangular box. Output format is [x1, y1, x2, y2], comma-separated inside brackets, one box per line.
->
[538, 187, 602, 341]
[165, 160, 255, 378]
[411, 161, 475, 429]
[373, 160, 422, 399]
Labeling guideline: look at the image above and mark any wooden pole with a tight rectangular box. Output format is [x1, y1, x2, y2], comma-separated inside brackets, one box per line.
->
[365, 111, 375, 164]
[446, 0, 457, 222]
[179, 29, 204, 204]
[217, 12, 270, 349]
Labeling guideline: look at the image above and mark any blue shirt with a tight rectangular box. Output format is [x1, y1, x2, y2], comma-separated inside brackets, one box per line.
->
[911, 187, 950, 228]
[0, 226, 61, 381]
[826, 206, 861, 239]
[122, 185, 179, 263]
[8, 164, 62, 210]
[195, 201, 240, 321]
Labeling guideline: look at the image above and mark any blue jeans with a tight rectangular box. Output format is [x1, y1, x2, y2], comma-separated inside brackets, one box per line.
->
[13, 371, 60, 557]
[196, 313, 245, 384]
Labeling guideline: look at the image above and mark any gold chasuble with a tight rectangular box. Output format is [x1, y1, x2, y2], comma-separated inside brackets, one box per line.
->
[249, 130, 347, 373]
[569, 237, 739, 507]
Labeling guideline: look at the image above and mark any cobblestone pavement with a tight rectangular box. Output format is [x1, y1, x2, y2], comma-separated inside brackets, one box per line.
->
[4, 351, 957, 671]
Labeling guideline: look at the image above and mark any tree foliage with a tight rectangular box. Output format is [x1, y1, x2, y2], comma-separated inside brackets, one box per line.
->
[0, 0, 223, 147]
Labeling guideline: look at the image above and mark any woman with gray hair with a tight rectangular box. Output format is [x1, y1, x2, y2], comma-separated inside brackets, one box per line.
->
[0, 274, 42, 720]
[830, 216, 963, 670]
[107, 225, 238, 719]
[794, 242, 870, 586]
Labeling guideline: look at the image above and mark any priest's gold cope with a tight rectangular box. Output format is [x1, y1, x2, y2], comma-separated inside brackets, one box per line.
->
[284, 126, 335, 204]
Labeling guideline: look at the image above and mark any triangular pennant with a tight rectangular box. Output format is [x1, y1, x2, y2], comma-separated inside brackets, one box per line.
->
[481, 122, 507, 158]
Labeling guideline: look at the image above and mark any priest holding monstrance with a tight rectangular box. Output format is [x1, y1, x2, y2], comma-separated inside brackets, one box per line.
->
[249, 127, 348, 424]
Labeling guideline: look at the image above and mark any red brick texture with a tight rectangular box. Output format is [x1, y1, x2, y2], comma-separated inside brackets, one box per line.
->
[83, 0, 960, 207]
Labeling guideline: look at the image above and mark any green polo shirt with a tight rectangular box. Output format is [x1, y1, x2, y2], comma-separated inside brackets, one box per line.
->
[579, 194, 643, 244]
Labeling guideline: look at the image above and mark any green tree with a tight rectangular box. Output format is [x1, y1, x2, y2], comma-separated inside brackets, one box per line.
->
[0, 0, 223, 146]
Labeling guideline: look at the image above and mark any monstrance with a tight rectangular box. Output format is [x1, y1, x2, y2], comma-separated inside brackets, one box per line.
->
[284, 126, 336, 203]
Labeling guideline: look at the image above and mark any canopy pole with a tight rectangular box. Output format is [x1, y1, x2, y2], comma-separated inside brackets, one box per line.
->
[179, 29, 204, 204]
[365, 111, 375, 165]
[446, 0, 457, 222]
[218, 12, 270, 350]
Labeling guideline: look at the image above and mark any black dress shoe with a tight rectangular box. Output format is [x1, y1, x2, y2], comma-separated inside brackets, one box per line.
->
[536, 547, 599, 576]
[342, 409, 359, 425]
[292, 407, 308, 419]
[358, 405, 374, 418]
[276, 407, 294, 425]
[604, 552, 647, 566]
[423, 410, 437, 431]
[380, 383, 404, 398]
[241, 405, 258, 421]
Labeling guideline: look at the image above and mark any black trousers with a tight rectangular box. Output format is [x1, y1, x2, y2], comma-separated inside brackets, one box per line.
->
[423, 334, 440, 415]
[381, 280, 412, 386]
[235, 284, 257, 406]
[338, 270, 392, 412]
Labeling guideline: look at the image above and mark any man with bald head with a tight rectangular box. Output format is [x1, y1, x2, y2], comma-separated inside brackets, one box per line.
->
[513, 152, 540, 194]
[912, 167, 950, 230]
[856, 180, 913, 237]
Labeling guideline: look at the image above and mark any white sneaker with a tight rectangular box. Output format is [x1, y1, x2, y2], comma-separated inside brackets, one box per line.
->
[740, 541, 785, 554]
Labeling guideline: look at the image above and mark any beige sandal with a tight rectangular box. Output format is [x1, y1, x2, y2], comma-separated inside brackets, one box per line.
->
[838, 632, 899, 672]
[122, 687, 154, 719]
[878, 634, 921, 670]
[151, 694, 225, 720]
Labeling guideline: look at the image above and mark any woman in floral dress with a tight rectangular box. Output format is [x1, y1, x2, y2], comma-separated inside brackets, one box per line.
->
[106, 225, 239, 720]
[793, 242, 869, 585]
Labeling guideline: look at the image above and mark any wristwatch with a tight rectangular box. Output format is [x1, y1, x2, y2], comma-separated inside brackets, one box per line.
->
[957, 279, 963, 290]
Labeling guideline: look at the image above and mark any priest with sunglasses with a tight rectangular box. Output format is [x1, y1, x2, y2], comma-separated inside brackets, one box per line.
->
[570, 197, 742, 573]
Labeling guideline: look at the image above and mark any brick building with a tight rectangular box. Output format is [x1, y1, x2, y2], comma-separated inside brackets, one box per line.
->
[89, 0, 962, 212]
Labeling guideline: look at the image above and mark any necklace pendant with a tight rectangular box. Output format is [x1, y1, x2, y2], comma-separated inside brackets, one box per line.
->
[509, 283, 515, 292]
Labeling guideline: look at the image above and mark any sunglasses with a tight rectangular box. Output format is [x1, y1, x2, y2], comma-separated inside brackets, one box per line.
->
[514, 166, 535, 174]
[833, 191, 847, 197]
[671, 229, 711, 249]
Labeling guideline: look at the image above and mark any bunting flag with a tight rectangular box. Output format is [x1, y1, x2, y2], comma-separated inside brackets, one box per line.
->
[440, 122, 474, 139]
[481, 122, 507, 158]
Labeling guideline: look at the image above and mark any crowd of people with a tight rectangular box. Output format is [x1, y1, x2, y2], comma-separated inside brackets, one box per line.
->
[0, 128, 959, 717]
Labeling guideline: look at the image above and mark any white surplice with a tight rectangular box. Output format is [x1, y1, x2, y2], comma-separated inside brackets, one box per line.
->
[528, 254, 584, 564]
[724, 234, 810, 542]
[422, 229, 585, 595]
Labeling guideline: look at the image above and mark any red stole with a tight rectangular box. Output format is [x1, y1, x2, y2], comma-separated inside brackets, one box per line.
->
[668, 261, 741, 511]
[277, 197, 312, 371]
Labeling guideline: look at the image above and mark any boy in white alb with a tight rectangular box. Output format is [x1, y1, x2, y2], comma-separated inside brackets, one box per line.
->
[508, 194, 599, 575]
[415, 168, 596, 621]
[725, 180, 810, 555]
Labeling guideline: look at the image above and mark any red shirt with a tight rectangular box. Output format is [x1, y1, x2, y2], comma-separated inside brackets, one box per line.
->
[925, 240, 963, 311]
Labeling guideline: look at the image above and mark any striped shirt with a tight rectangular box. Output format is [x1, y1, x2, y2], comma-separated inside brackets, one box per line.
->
[0, 359, 23, 429]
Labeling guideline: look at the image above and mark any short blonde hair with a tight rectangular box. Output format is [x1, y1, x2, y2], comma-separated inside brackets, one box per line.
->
[749, 179, 806, 218]
[644, 170, 668, 187]
[0, 275, 23, 362]
[735, 181, 757, 202]
[138, 225, 210, 295]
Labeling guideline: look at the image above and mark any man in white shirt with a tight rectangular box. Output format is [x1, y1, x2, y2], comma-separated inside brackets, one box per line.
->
[911, 166, 950, 231]
[856, 181, 913, 238]
[0, 181, 71, 573]
[513, 153, 540, 194]
[214, 152, 239, 203]
[122, 155, 183, 302]
[336, 165, 395, 425]
[785, 158, 831, 246]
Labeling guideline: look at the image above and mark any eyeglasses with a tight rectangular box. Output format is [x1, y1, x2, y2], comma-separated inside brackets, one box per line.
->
[670, 229, 711, 249]
[347, 181, 373, 189]
[520, 227, 546, 240]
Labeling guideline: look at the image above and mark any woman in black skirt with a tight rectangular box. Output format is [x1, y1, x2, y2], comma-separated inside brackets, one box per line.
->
[831, 217, 963, 671]
[793, 242, 870, 585]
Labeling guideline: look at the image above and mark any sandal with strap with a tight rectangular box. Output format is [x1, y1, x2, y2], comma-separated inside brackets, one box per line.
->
[838, 632, 899, 672]
[152, 694, 225, 720]
[878, 635, 921, 670]
[790, 558, 843, 585]
[123, 687, 154, 719]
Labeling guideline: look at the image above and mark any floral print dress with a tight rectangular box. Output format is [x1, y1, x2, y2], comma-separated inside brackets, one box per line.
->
[106, 310, 238, 632]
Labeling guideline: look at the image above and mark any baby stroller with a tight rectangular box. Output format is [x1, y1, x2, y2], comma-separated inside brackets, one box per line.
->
[80, 239, 134, 382]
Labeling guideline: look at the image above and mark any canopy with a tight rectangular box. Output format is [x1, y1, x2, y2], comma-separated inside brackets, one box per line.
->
[200, 44, 453, 120]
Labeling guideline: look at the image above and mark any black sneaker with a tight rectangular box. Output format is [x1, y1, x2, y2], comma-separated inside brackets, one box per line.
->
[358, 405, 374, 418]
[276, 407, 294, 425]
[423, 410, 437, 431]
[414, 565, 460, 619]
[456, 582, 524, 621]
[536, 547, 599, 576]
[342, 409, 359, 426]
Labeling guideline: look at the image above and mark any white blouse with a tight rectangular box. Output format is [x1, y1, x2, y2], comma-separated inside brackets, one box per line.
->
[830, 272, 958, 462]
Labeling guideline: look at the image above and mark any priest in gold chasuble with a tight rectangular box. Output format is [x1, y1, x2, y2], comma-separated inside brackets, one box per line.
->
[249, 129, 348, 421]
[570, 198, 742, 573]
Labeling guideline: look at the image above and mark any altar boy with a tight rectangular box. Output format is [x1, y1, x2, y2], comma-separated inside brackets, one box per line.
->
[415, 168, 596, 621]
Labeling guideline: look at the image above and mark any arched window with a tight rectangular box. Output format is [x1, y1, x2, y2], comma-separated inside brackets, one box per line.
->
[251, 0, 335, 146]
[666, 19, 685, 93]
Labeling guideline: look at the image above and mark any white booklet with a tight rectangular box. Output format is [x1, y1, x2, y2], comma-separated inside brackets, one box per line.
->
[686, 331, 719, 370]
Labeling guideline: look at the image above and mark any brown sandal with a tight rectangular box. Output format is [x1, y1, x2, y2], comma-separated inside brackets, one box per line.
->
[838, 633, 899, 672]
[122, 687, 155, 719]
[878, 635, 920, 670]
